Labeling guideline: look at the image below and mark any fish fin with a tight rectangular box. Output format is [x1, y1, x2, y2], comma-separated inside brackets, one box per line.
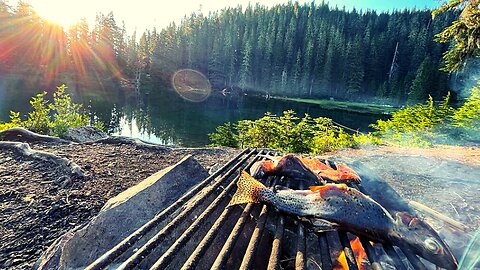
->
[228, 171, 267, 207]
[311, 218, 338, 232]
[309, 184, 348, 193]
[396, 212, 421, 227]
[309, 186, 324, 192]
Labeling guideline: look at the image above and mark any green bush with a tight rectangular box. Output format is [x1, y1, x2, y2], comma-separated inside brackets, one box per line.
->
[49, 84, 89, 136]
[370, 93, 454, 146]
[453, 83, 480, 130]
[209, 110, 379, 153]
[208, 122, 239, 148]
[23, 92, 51, 134]
[0, 84, 100, 137]
[371, 88, 480, 145]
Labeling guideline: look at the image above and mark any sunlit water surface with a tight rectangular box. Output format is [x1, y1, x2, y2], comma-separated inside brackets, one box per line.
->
[0, 77, 387, 147]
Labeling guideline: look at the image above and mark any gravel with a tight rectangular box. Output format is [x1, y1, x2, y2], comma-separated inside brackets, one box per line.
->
[0, 140, 239, 269]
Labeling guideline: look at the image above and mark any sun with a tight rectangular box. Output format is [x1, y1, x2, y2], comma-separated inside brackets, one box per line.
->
[30, 1, 86, 29]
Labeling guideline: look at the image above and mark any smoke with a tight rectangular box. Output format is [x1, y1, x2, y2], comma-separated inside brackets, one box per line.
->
[450, 59, 480, 99]
[458, 229, 480, 270]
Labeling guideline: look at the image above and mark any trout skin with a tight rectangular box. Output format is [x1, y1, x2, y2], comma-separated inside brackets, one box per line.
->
[233, 171, 458, 270]
[262, 184, 395, 243]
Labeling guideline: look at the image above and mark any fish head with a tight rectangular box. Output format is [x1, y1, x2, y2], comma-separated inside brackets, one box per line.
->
[395, 212, 458, 270]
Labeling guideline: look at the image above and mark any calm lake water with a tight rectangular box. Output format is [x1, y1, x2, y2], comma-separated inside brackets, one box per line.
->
[0, 76, 388, 147]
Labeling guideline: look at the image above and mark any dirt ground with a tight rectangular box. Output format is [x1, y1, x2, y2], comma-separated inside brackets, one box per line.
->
[1, 137, 479, 270]
[0, 139, 239, 269]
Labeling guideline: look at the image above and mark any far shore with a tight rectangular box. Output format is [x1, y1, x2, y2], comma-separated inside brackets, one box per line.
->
[274, 96, 397, 115]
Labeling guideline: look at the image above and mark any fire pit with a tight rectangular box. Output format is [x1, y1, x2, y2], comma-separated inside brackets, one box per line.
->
[78, 148, 459, 270]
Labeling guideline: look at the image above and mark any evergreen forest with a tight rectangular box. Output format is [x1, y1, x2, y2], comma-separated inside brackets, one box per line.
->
[0, 1, 457, 104]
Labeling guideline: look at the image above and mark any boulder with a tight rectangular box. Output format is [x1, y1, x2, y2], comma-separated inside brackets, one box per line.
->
[35, 155, 209, 270]
[62, 126, 107, 143]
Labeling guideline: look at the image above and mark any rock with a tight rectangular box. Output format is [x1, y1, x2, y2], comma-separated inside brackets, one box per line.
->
[35, 155, 209, 270]
[62, 126, 107, 143]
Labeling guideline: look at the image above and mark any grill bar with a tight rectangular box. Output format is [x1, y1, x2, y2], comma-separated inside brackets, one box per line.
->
[211, 203, 254, 270]
[338, 231, 359, 270]
[317, 232, 334, 269]
[295, 223, 306, 270]
[84, 148, 251, 270]
[400, 246, 428, 270]
[383, 243, 407, 270]
[359, 238, 383, 270]
[116, 149, 259, 270]
[175, 150, 269, 270]
[239, 204, 269, 270]
[180, 205, 234, 270]
[150, 170, 241, 269]
[267, 215, 284, 270]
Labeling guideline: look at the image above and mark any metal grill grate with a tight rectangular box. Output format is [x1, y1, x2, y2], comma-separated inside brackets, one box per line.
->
[85, 149, 440, 270]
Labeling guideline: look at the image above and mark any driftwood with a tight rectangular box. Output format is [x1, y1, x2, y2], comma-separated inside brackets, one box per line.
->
[409, 200, 468, 232]
[0, 141, 84, 178]
[0, 128, 71, 144]
[85, 136, 172, 151]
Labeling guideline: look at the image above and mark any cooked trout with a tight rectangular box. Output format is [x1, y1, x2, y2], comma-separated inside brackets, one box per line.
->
[229, 171, 458, 270]
[250, 154, 360, 184]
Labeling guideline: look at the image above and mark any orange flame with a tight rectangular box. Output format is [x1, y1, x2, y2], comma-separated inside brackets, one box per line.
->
[334, 237, 367, 270]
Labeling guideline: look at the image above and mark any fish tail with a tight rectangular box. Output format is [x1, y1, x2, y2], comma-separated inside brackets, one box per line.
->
[228, 171, 267, 206]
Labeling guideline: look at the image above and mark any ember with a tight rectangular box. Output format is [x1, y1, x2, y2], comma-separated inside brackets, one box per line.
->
[334, 237, 367, 270]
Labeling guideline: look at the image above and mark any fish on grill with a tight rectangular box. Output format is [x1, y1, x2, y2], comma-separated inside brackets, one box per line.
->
[250, 154, 360, 184]
[229, 171, 458, 270]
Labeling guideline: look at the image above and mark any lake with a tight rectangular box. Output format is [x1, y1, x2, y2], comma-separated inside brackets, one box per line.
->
[0, 76, 389, 147]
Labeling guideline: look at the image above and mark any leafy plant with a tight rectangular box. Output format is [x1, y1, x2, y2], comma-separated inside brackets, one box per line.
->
[209, 110, 378, 153]
[453, 82, 480, 129]
[433, 0, 480, 72]
[370, 90, 480, 145]
[208, 122, 239, 148]
[23, 92, 51, 134]
[0, 84, 102, 137]
[49, 84, 89, 136]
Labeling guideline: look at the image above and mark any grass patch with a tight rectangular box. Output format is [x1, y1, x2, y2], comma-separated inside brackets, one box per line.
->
[274, 97, 397, 115]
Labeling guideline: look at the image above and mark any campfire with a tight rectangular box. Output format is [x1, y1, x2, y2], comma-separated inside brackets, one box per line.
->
[77, 149, 459, 270]
[334, 237, 368, 270]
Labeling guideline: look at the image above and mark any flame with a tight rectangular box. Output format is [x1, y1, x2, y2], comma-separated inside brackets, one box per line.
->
[334, 237, 367, 270]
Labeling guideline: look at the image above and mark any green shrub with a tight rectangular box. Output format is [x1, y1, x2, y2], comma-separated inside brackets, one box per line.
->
[23, 92, 51, 134]
[237, 112, 279, 149]
[0, 111, 22, 131]
[0, 84, 101, 137]
[453, 83, 480, 130]
[209, 110, 379, 153]
[49, 84, 89, 136]
[208, 122, 239, 148]
[370, 93, 455, 146]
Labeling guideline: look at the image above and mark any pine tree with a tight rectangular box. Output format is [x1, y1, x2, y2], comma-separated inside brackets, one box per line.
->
[409, 57, 436, 103]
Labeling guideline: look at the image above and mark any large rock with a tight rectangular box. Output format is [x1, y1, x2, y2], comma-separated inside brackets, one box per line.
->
[62, 126, 108, 143]
[35, 155, 209, 270]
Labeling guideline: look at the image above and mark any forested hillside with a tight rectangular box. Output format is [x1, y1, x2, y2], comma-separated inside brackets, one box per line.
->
[0, 1, 456, 104]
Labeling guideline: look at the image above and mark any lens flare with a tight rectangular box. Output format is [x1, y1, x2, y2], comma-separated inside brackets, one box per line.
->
[172, 69, 211, 102]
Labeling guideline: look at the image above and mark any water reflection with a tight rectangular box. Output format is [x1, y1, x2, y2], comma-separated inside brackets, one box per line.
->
[94, 89, 387, 147]
[0, 78, 388, 147]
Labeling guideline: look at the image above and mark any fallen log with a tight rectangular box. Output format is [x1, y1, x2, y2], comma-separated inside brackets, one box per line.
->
[0, 141, 84, 178]
[86, 136, 172, 151]
[409, 200, 468, 232]
[0, 127, 71, 144]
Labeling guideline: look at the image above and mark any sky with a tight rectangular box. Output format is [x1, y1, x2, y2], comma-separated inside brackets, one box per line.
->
[10, 0, 444, 34]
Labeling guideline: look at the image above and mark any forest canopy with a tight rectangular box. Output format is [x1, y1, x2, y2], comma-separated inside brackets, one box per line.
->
[0, 1, 456, 104]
